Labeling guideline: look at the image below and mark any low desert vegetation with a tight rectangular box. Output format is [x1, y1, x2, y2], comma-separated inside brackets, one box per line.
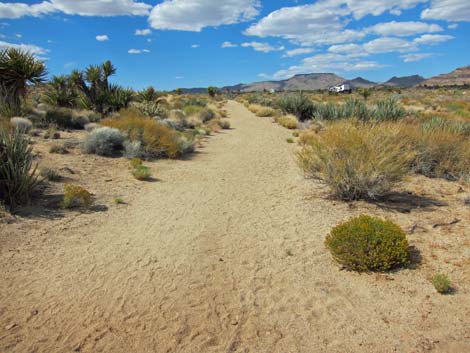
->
[61, 184, 93, 209]
[132, 165, 152, 181]
[276, 114, 298, 129]
[325, 215, 410, 272]
[432, 273, 452, 294]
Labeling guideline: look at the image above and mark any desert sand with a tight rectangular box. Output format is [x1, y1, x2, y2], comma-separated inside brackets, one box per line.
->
[1, 101, 469, 353]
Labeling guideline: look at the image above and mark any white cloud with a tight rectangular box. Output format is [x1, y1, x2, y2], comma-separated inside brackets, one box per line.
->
[191, 44, 200, 48]
[448, 23, 458, 29]
[244, 0, 429, 46]
[148, 0, 260, 31]
[272, 53, 383, 79]
[422, 0, 470, 22]
[0, 40, 48, 55]
[367, 21, 443, 37]
[0, 0, 151, 19]
[135, 28, 152, 36]
[241, 41, 285, 53]
[96, 34, 109, 42]
[401, 53, 434, 62]
[413, 33, 454, 44]
[363, 37, 418, 53]
[175, 76, 184, 79]
[128, 48, 150, 54]
[221, 41, 237, 48]
[282, 48, 315, 58]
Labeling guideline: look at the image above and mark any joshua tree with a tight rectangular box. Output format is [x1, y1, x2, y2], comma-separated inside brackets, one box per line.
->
[0, 48, 47, 116]
[208, 86, 218, 97]
[137, 86, 159, 103]
[70, 60, 117, 115]
[42, 75, 80, 108]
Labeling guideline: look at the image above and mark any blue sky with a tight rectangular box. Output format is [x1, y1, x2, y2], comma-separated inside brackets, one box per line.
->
[0, 0, 469, 90]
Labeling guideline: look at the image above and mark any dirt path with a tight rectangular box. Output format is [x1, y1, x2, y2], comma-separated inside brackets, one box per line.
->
[1, 101, 469, 353]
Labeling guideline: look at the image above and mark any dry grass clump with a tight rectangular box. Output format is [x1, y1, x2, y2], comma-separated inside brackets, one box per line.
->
[297, 120, 412, 200]
[432, 273, 452, 294]
[132, 165, 152, 181]
[102, 110, 190, 158]
[249, 104, 279, 117]
[276, 114, 298, 129]
[325, 215, 410, 272]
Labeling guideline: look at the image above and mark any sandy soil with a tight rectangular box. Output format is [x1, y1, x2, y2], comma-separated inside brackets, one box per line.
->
[1, 101, 469, 353]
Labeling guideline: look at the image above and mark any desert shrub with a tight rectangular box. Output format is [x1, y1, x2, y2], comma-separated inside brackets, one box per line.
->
[114, 197, 125, 204]
[219, 119, 231, 129]
[84, 123, 99, 132]
[0, 128, 39, 208]
[422, 116, 470, 136]
[129, 157, 143, 169]
[123, 140, 144, 159]
[432, 273, 452, 294]
[81, 127, 124, 156]
[277, 94, 316, 121]
[325, 215, 410, 272]
[101, 111, 187, 158]
[297, 121, 412, 200]
[132, 165, 152, 181]
[292, 131, 300, 137]
[373, 97, 406, 121]
[132, 102, 168, 118]
[10, 117, 32, 133]
[40, 167, 61, 181]
[276, 115, 298, 129]
[61, 184, 92, 208]
[183, 105, 203, 116]
[49, 143, 69, 154]
[45, 108, 89, 129]
[256, 106, 278, 117]
[342, 98, 371, 121]
[286, 137, 294, 143]
[199, 108, 215, 122]
[314, 102, 342, 120]
[403, 125, 470, 181]
[175, 134, 195, 155]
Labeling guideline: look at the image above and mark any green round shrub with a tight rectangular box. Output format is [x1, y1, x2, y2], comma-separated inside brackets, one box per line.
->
[325, 215, 410, 272]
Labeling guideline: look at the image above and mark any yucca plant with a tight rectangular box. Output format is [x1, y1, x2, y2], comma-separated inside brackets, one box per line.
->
[277, 93, 316, 121]
[137, 86, 160, 103]
[373, 97, 406, 121]
[42, 75, 80, 108]
[0, 127, 39, 209]
[0, 48, 47, 117]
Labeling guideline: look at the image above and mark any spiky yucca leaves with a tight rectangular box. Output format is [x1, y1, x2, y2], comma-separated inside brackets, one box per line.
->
[108, 85, 134, 112]
[42, 75, 81, 108]
[137, 86, 160, 103]
[70, 60, 117, 115]
[0, 127, 39, 208]
[277, 93, 316, 121]
[0, 48, 47, 116]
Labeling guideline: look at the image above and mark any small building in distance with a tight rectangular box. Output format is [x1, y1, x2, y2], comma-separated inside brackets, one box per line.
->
[329, 83, 352, 93]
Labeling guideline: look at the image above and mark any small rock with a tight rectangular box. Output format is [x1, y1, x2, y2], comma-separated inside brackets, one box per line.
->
[5, 323, 17, 330]
[31, 309, 39, 316]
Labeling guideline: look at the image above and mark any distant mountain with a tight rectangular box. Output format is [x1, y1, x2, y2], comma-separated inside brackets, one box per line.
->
[345, 77, 377, 88]
[383, 75, 425, 88]
[419, 66, 470, 87]
[221, 73, 345, 92]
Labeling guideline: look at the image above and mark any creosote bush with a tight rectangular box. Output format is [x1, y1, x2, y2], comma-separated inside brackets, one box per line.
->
[132, 165, 152, 181]
[277, 94, 316, 121]
[297, 120, 412, 200]
[325, 215, 410, 272]
[432, 273, 452, 294]
[81, 127, 124, 156]
[61, 184, 92, 208]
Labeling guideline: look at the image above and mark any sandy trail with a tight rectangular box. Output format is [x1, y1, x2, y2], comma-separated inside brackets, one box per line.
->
[1, 101, 469, 353]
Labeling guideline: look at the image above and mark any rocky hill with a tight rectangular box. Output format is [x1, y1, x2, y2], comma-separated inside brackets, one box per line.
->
[383, 75, 425, 88]
[419, 66, 470, 87]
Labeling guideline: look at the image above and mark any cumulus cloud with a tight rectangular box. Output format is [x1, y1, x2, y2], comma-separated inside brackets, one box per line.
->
[148, 0, 260, 31]
[135, 28, 152, 36]
[401, 53, 434, 62]
[96, 35, 109, 42]
[128, 48, 150, 54]
[363, 37, 418, 53]
[244, 0, 432, 46]
[367, 21, 443, 37]
[191, 44, 200, 48]
[221, 41, 237, 48]
[0, 0, 151, 19]
[422, 0, 470, 22]
[413, 33, 454, 44]
[241, 42, 285, 53]
[0, 40, 48, 55]
[282, 48, 315, 58]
